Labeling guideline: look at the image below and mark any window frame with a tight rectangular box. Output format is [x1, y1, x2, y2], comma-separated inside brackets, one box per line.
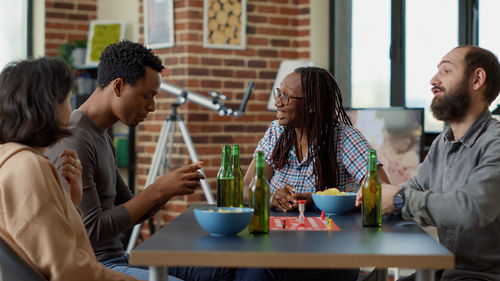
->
[330, 0, 480, 130]
[27, 0, 33, 58]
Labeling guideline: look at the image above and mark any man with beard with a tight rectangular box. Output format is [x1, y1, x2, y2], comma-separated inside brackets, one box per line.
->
[357, 46, 500, 280]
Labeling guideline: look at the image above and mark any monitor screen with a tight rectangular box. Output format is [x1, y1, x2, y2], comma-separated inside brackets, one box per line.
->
[345, 107, 424, 186]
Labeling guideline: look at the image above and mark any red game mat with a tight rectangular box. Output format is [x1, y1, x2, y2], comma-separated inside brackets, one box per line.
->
[269, 216, 341, 231]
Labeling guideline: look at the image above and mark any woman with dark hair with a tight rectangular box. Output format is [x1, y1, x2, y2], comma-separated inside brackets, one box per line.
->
[245, 66, 389, 212]
[46, 40, 234, 281]
[239, 66, 389, 281]
[0, 57, 137, 281]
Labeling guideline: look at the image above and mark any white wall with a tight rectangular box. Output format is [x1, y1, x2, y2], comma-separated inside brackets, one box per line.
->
[33, 0, 45, 58]
[97, 0, 140, 136]
[97, 0, 139, 42]
[310, 0, 329, 70]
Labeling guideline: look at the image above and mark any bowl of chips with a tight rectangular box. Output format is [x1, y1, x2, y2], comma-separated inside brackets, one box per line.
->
[194, 207, 254, 236]
[312, 188, 356, 215]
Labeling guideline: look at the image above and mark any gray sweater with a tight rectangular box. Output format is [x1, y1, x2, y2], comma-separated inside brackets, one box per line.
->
[46, 110, 133, 262]
[401, 109, 500, 279]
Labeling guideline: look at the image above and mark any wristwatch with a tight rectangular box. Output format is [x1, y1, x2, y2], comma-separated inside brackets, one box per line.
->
[393, 189, 405, 216]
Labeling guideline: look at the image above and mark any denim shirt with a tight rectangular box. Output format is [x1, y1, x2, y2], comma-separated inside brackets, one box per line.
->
[401, 109, 500, 279]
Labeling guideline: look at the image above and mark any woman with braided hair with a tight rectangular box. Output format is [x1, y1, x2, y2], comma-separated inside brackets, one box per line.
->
[238, 67, 390, 281]
[245, 66, 390, 213]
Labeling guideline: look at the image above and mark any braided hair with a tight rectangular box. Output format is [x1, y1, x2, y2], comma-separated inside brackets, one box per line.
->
[271, 67, 352, 191]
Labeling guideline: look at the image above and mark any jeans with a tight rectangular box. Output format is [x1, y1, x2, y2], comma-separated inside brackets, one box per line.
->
[101, 254, 235, 281]
[234, 268, 360, 281]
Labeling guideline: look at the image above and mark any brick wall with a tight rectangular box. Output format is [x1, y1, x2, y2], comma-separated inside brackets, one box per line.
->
[45, 0, 97, 57]
[43, 0, 312, 239]
[136, 0, 311, 237]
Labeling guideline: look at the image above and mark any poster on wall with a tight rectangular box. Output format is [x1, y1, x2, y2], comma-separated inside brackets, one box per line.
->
[145, 0, 175, 49]
[203, 0, 247, 50]
[85, 20, 125, 66]
[346, 108, 424, 186]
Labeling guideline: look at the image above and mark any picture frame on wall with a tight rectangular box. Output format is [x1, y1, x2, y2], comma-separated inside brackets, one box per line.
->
[144, 0, 175, 49]
[85, 20, 125, 66]
[203, 0, 247, 50]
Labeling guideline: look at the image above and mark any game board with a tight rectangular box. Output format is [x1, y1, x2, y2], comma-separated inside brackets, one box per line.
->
[269, 216, 340, 231]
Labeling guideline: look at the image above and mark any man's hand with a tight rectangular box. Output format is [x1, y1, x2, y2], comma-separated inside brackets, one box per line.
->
[60, 149, 83, 208]
[153, 162, 205, 199]
[356, 183, 401, 215]
[272, 185, 297, 212]
[381, 184, 401, 215]
[125, 162, 205, 224]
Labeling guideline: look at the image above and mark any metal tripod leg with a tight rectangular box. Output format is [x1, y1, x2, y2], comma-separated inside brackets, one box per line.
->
[177, 119, 215, 205]
[126, 118, 174, 253]
[126, 117, 215, 253]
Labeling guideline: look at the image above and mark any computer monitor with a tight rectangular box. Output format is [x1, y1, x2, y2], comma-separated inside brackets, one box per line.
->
[345, 107, 424, 186]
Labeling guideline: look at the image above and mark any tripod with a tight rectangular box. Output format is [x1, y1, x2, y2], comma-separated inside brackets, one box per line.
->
[126, 81, 254, 252]
[126, 96, 215, 253]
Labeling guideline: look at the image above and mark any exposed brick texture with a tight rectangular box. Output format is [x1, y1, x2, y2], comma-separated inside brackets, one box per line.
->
[136, 0, 310, 228]
[45, 0, 97, 57]
[45, 0, 311, 232]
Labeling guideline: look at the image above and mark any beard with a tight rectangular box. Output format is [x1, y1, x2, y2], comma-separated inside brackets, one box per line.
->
[430, 78, 470, 122]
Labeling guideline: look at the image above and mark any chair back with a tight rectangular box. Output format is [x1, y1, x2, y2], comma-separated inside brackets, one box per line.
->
[0, 237, 46, 281]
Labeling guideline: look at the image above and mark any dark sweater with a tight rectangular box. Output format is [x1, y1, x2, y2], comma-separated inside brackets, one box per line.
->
[46, 110, 132, 262]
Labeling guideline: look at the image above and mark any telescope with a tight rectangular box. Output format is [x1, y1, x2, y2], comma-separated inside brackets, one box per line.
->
[127, 80, 254, 253]
[159, 81, 255, 117]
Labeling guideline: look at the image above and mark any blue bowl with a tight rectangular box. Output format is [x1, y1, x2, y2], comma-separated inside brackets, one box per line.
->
[194, 207, 254, 236]
[312, 192, 356, 215]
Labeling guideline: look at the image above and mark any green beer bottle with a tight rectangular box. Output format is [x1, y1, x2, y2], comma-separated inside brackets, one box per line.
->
[217, 145, 234, 207]
[231, 144, 244, 207]
[362, 149, 382, 227]
[249, 150, 269, 234]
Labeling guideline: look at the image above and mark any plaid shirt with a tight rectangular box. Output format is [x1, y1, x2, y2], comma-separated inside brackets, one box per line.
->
[256, 120, 377, 194]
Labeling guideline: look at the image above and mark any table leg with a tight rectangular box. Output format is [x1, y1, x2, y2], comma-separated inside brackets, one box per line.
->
[415, 270, 434, 281]
[374, 268, 388, 281]
[149, 266, 168, 281]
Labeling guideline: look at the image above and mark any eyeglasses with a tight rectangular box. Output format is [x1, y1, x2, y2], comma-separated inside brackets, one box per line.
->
[272, 88, 304, 105]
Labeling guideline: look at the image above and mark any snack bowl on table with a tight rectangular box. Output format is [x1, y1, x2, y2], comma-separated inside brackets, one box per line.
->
[194, 206, 254, 236]
[312, 189, 357, 215]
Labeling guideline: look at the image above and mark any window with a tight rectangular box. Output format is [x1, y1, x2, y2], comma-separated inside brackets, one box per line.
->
[340, 0, 497, 133]
[479, 0, 500, 112]
[405, 0, 458, 132]
[351, 0, 391, 108]
[0, 0, 28, 70]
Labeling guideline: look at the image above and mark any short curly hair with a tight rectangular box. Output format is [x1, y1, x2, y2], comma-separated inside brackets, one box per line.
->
[459, 46, 500, 105]
[0, 57, 73, 146]
[97, 40, 164, 88]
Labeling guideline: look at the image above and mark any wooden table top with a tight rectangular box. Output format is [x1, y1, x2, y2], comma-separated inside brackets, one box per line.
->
[130, 205, 454, 270]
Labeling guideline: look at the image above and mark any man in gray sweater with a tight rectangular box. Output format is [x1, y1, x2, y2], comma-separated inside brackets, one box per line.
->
[46, 40, 233, 281]
[357, 46, 500, 280]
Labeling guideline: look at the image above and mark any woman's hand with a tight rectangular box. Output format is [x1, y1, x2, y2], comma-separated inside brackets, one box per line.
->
[60, 149, 83, 209]
[294, 192, 314, 210]
[272, 185, 297, 212]
[355, 187, 363, 208]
